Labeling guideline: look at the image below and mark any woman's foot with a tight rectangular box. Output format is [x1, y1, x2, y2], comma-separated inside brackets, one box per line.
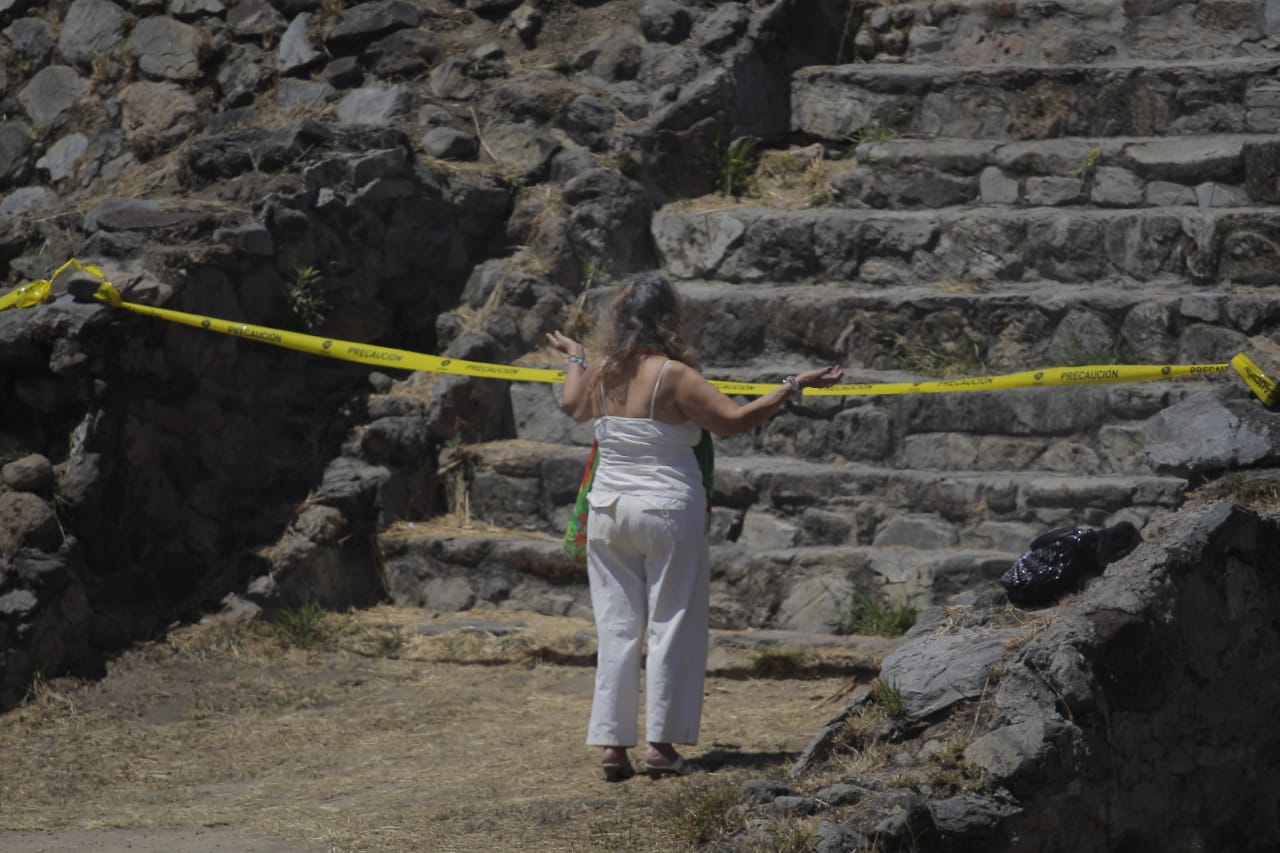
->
[601, 746, 635, 782]
[644, 743, 705, 778]
[644, 743, 681, 768]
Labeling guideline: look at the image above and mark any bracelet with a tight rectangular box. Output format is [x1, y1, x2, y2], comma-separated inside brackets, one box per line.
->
[566, 354, 588, 369]
[782, 375, 800, 395]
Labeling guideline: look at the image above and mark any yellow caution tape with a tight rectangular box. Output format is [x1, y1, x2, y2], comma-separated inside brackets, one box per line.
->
[0, 279, 51, 311]
[84, 279, 569, 383]
[5, 258, 1252, 399]
[797, 363, 1231, 397]
[0, 258, 109, 312]
[1230, 353, 1278, 407]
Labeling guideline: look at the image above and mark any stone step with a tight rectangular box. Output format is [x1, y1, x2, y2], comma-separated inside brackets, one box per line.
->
[834, 134, 1280, 210]
[791, 58, 1280, 143]
[669, 280, 1270, 373]
[847, 0, 1280, 66]
[436, 441, 1186, 550]
[376, 520, 1021, 630]
[651, 205, 1280, 287]
[709, 455, 1184, 536]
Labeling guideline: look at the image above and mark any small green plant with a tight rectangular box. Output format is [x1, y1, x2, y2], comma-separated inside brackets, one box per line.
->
[718, 136, 760, 198]
[577, 252, 608, 292]
[657, 778, 747, 846]
[749, 646, 810, 678]
[1071, 146, 1103, 178]
[269, 601, 333, 649]
[844, 123, 897, 157]
[894, 333, 988, 379]
[550, 55, 576, 76]
[286, 265, 329, 332]
[843, 593, 918, 637]
[374, 630, 405, 658]
[854, 123, 897, 145]
[869, 677, 908, 720]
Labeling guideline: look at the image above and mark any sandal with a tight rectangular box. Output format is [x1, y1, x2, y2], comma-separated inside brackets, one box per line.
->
[602, 761, 636, 782]
[644, 756, 705, 779]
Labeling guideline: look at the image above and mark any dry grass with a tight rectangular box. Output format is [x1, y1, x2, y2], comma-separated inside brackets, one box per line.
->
[749, 147, 836, 208]
[1185, 472, 1280, 515]
[0, 606, 862, 853]
[663, 145, 847, 214]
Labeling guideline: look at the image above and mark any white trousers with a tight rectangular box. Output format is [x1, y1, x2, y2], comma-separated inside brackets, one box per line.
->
[585, 496, 710, 747]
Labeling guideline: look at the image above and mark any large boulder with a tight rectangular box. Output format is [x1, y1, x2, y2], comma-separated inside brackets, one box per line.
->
[788, 500, 1280, 852]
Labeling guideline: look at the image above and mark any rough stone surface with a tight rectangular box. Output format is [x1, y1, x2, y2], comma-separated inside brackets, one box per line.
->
[18, 65, 88, 130]
[129, 16, 203, 81]
[1144, 390, 1280, 476]
[2, 453, 54, 492]
[57, 0, 126, 69]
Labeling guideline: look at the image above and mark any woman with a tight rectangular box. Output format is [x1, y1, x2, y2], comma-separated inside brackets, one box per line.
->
[546, 273, 843, 781]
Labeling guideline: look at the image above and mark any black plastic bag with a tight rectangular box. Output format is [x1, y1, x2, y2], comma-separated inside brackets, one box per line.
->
[1000, 521, 1142, 607]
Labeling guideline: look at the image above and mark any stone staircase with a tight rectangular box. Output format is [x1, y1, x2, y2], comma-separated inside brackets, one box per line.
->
[377, 0, 1270, 633]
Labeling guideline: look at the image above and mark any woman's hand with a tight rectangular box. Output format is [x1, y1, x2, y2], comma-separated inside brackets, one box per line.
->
[546, 330, 583, 357]
[796, 365, 844, 389]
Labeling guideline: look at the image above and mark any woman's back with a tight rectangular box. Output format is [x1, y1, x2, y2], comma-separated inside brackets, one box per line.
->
[597, 353, 690, 424]
[592, 355, 703, 505]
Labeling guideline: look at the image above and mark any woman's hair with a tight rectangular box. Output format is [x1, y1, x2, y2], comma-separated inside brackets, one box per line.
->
[597, 273, 700, 388]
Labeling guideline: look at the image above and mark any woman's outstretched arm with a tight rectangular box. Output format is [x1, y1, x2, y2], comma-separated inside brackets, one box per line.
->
[670, 362, 844, 437]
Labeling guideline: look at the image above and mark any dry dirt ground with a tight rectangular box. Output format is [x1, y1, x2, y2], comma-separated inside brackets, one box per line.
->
[0, 605, 894, 853]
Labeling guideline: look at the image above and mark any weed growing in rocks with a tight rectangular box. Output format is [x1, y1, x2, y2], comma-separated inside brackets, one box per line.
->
[844, 123, 897, 156]
[870, 677, 907, 720]
[269, 601, 334, 649]
[718, 136, 761, 197]
[657, 776, 748, 846]
[834, 731, 896, 776]
[1071, 145, 1103, 178]
[576, 250, 609, 292]
[842, 593, 918, 636]
[894, 333, 989, 378]
[285, 265, 328, 332]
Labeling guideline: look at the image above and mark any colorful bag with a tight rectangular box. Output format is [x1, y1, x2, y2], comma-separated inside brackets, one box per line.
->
[563, 439, 600, 564]
[562, 430, 715, 565]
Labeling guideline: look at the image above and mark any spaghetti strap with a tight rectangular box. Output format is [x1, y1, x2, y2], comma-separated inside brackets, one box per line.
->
[650, 359, 672, 420]
[600, 382, 608, 416]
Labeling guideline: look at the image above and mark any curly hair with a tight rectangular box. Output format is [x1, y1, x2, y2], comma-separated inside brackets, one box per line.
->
[596, 273, 701, 389]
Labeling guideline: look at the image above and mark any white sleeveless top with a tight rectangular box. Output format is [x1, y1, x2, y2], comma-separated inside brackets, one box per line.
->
[588, 360, 704, 510]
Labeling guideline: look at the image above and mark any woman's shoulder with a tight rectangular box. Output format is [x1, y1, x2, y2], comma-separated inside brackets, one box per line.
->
[659, 357, 696, 373]
[662, 359, 707, 384]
